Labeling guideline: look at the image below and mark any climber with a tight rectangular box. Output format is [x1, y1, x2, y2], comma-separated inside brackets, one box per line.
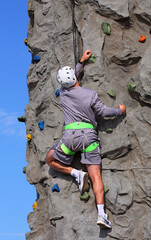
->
[46, 49, 126, 229]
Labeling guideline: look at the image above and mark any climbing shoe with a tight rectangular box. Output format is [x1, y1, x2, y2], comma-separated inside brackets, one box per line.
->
[97, 214, 112, 228]
[78, 171, 89, 195]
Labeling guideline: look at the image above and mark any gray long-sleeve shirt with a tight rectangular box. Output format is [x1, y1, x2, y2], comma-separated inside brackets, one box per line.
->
[60, 63, 122, 128]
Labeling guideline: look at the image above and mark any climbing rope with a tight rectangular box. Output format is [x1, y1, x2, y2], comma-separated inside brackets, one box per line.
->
[70, 0, 77, 70]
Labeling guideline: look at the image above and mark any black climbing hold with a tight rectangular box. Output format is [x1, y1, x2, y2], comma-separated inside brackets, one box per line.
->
[105, 128, 113, 133]
[18, 116, 26, 123]
[23, 167, 26, 174]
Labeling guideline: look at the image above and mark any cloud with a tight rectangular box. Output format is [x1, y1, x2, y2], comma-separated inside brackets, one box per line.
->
[0, 232, 25, 236]
[0, 109, 26, 138]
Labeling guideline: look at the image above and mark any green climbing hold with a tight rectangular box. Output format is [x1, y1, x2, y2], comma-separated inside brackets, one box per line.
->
[105, 128, 113, 133]
[18, 116, 26, 123]
[23, 167, 26, 174]
[88, 54, 96, 63]
[80, 192, 90, 201]
[128, 82, 136, 91]
[101, 22, 111, 35]
[107, 90, 116, 98]
[104, 186, 109, 194]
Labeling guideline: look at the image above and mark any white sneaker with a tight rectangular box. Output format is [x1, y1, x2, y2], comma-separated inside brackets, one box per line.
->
[78, 171, 89, 195]
[97, 214, 112, 228]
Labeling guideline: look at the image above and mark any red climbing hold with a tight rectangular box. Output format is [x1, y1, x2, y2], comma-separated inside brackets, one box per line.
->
[139, 35, 146, 43]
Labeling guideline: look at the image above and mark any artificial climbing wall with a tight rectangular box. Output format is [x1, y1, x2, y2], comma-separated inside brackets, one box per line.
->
[25, 0, 151, 239]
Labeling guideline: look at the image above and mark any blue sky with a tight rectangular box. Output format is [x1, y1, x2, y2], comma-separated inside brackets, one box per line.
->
[0, 1, 35, 239]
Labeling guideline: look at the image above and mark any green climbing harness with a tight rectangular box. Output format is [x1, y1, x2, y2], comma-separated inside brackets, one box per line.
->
[65, 122, 94, 130]
[61, 141, 99, 155]
[81, 142, 99, 153]
[61, 122, 99, 155]
[61, 143, 75, 155]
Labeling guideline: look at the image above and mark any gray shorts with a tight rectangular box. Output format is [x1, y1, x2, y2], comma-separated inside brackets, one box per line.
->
[51, 129, 101, 165]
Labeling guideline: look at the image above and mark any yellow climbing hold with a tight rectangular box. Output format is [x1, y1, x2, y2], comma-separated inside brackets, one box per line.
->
[24, 38, 27, 46]
[27, 134, 32, 141]
[32, 201, 37, 210]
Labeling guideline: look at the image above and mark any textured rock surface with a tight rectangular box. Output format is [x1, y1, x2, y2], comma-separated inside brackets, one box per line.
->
[25, 0, 151, 239]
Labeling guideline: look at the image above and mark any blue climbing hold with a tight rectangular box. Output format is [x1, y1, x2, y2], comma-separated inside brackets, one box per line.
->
[38, 121, 44, 130]
[52, 184, 60, 192]
[32, 55, 40, 63]
[37, 192, 40, 200]
[55, 89, 60, 97]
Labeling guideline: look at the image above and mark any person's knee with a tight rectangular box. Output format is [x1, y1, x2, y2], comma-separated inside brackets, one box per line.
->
[89, 171, 104, 191]
[90, 171, 101, 183]
[46, 149, 54, 165]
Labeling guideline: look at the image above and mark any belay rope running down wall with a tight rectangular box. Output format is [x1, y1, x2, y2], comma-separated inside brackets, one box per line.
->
[70, 0, 78, 70]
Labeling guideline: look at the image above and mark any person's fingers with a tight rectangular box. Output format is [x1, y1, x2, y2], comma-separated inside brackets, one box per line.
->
[117, 104, 126, 114]
[86, 49, 92, 55]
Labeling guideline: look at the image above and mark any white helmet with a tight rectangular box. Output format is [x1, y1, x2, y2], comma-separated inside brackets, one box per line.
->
[57, 66, 76, 88]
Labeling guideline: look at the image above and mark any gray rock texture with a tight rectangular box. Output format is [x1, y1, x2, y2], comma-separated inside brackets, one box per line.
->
[25, 0, 151, 239]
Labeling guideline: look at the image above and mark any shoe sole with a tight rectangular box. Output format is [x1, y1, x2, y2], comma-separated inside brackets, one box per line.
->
[97, 221, 112, 229]
[81, 173, 89, 195]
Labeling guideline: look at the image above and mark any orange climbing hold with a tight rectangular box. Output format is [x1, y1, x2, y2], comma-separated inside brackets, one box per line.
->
[32, 201, 37, 210]
[139, 35, 146, 43]
[24, 38, 27, 46]
[26, 133, 32, 141]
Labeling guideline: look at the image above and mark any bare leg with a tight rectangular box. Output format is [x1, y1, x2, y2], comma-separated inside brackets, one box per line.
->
[46, 149, 73, 175]
[86, 164, 104, 204]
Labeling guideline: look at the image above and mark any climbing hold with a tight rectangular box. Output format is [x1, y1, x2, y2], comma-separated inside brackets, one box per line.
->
[23, 167, 26, 174]
[107, 90, 116, 98]
[52, 183, 60, 192]
[32, 201, 37, 210]
[24, 38, 27, 46]
[37, 192, 40, 200]
[104, 186, 109, 194]
[80, 192, 90, 201]
[32, 55, 40, 63]
[17, 116, 26, 123]
[105, 128, 113, 133]
[128, 82, 136, 91]
[55, 89, 60, 97]
[38, 121, 44, 130]
[88, 54, 96, 63]
[26, 134, 32, 141]
[101, 22, 111, 35]
[139, 35, 146, 43]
